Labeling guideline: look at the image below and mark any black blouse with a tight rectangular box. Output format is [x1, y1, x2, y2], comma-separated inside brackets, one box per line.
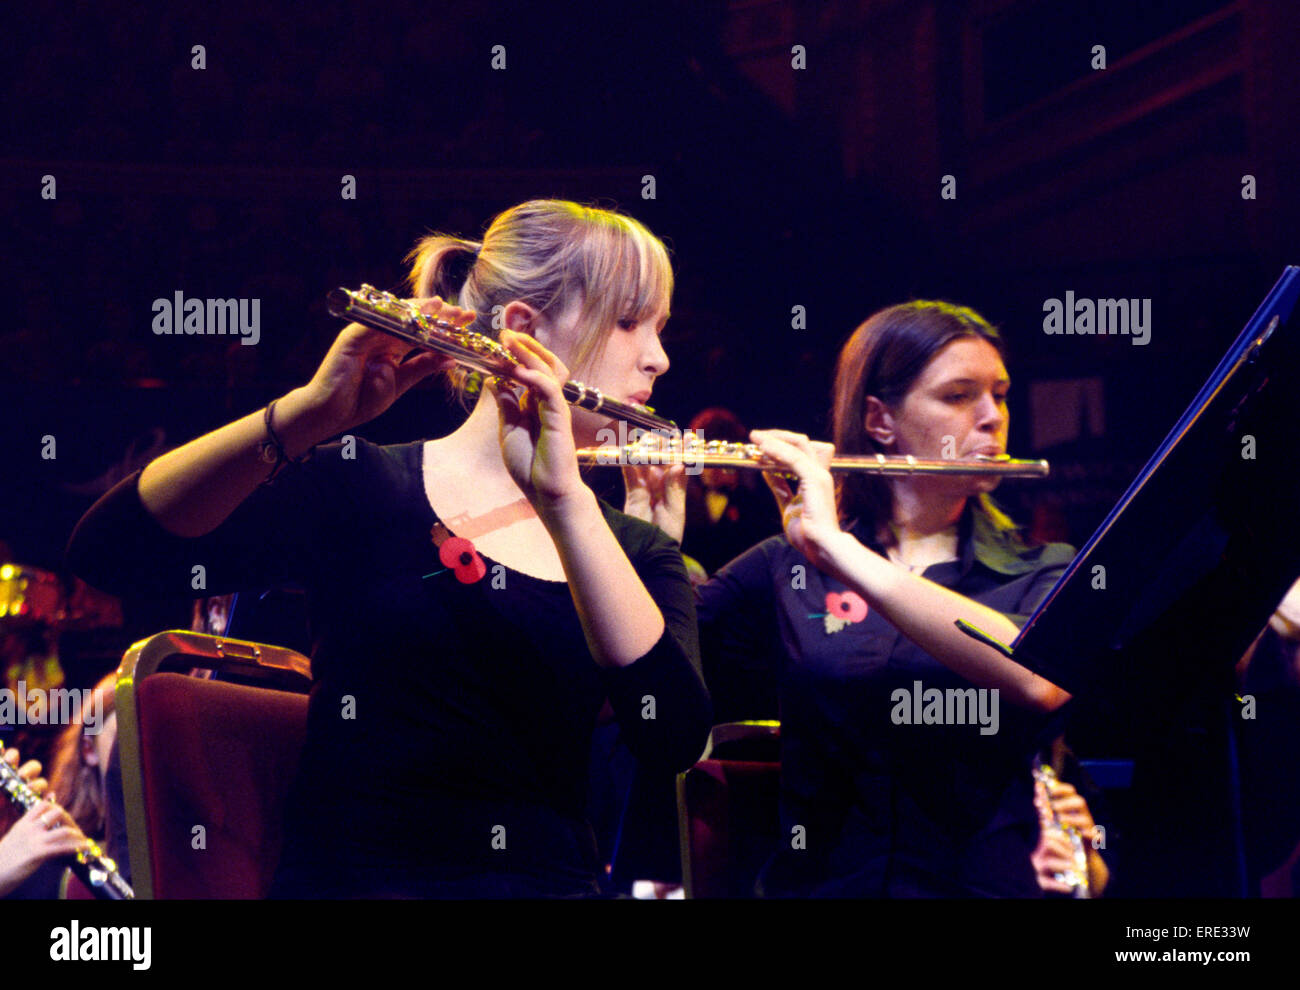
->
[696, 508, 1074, 897]
[66, 437, 711, 897]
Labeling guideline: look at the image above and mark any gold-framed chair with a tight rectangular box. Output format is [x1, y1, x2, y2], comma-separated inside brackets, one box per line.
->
[676, 721, 781, 898]
[115, 630, 312, 898]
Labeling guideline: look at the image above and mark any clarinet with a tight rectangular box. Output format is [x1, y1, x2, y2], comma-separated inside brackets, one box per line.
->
[0, 739, 134, 900]
[1032, 763, 1091, 899]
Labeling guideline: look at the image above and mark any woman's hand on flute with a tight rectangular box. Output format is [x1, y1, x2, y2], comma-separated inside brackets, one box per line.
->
[749, 429, 848, 573]
[299, 297, 464, 438]
[622, 462, 686, 544]
[487, 330, 668, 667]
[138, 297, 464, 537]
[486, 329, 587, 511]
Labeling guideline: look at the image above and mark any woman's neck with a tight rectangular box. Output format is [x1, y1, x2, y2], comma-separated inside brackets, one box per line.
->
[421, 391, 567, 581]
[879, 484, 967, 571]
[889, 482, 966, 539]
[435, 391, 516, 482]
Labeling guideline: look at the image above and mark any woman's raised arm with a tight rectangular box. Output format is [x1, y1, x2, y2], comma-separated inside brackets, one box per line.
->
[749, 428, 1070, 713]
[139, 305, 459, 538]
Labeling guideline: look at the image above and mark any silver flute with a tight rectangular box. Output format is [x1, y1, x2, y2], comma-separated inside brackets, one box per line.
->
[575, 437, 1050, 477]
[327, 284, 678, 433]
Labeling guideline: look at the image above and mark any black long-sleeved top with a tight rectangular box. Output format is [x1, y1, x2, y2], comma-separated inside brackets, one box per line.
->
[697, 507, 1073, 897]
[66, 437, 711, 897]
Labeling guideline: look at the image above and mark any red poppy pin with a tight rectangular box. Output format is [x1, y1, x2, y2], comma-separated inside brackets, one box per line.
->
[428, 523, 487, 584]
[822, 590, 868, 634]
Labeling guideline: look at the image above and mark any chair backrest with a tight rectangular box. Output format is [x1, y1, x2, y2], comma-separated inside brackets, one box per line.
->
[115, 631, 312, 899]
[677, 721, 781, 898]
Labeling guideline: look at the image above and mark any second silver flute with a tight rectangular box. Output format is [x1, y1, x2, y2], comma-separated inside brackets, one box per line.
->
[326, 285, 679, 434]
[575, 440, 1050, 477]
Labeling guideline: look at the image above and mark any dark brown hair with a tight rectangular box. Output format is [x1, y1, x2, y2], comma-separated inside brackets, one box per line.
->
[49, 672, 116, 837]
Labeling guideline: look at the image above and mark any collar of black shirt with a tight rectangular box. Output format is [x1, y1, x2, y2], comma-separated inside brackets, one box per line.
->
[845, 500, 1045, 582]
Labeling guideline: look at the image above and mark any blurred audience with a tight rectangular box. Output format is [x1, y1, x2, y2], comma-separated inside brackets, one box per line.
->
[682, 408, 781, 577]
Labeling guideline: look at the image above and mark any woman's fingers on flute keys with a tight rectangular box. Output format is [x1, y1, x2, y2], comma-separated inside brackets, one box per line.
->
[503, 330, 570, 382]
[750, 430, 843, 559]
[749, 430, 835, 477]
[759, 466, 794, 511]
[497, 330, 571, 412]
[393, 350, 453, 394]
[413, 296, 476, 328]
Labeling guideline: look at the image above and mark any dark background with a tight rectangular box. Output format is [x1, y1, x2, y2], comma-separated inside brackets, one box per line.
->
[2, 0, 1298, 894]
[5, 0, 1298, 570]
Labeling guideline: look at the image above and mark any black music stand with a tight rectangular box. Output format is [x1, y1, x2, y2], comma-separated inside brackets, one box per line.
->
[967, 266, 1300, 895]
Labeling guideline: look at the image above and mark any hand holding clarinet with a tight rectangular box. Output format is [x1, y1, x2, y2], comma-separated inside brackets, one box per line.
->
[0, 746, 92, 898]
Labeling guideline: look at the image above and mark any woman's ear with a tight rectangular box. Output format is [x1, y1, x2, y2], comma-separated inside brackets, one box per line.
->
[80, 733, 99, 768]
[500, 301, 538, 337]
[863, 396, 896, 448]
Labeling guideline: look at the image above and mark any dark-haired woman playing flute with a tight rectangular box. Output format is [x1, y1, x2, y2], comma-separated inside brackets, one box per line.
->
[685, 301, 1075, 896]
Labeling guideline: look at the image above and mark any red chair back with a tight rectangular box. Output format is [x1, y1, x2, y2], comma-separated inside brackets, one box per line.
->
[677, 722, 781, 898]
[678, 759, 782, 898]
[116, 631, 311, 898]
[136, 674, 307, 898]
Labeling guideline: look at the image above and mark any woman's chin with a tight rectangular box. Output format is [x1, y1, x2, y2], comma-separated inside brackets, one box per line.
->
[911, 474, 1000, 501]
